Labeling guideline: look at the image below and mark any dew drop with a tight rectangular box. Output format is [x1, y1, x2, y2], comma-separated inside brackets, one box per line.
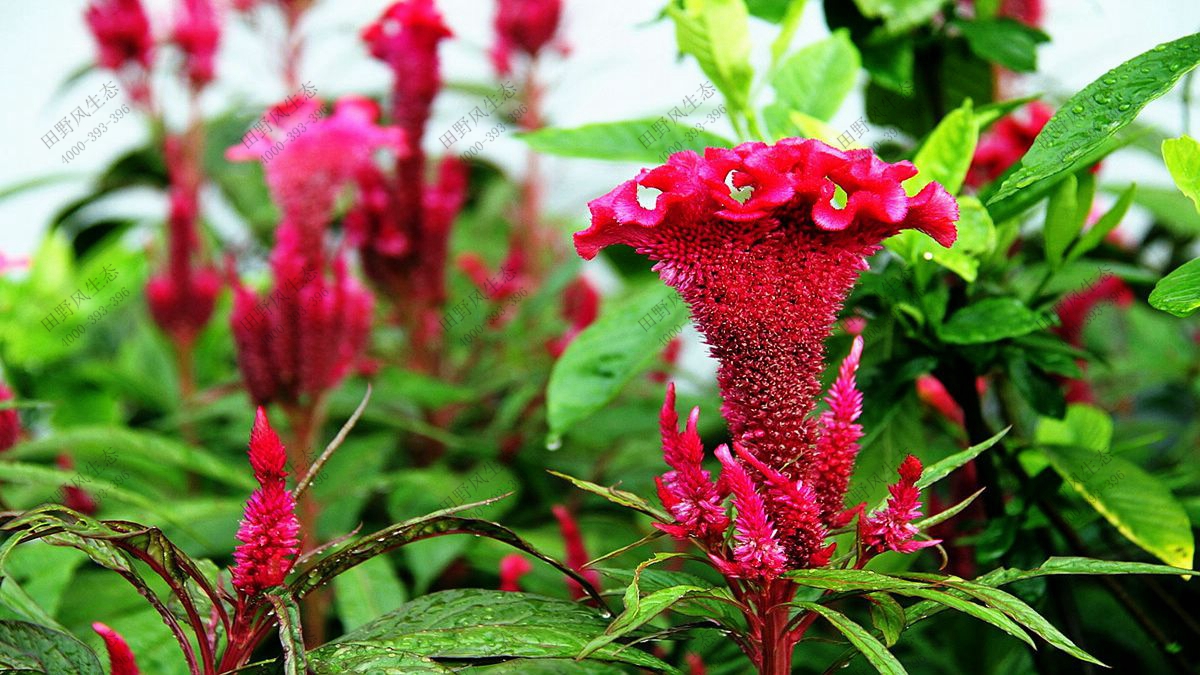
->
[545, 434, 563, 451]
[1071, 105, 1084, 114]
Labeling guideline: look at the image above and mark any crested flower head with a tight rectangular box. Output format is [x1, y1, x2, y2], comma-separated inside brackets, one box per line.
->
[231, 253, 374, 406]
[172, 0, 221, 89]
[552, 504, 601, 599]
[232, 408, 300, 596]
[146, 186, 221, 348]
[490, 0, 564, 74]
[653, 384, 729, 542]
[228, 97, 406, 269]
[499, 554, 533, 592]
[577, 139, 956, 482]
[860, 455, 941, 555]
[0, 383, 20, 452]
[92, 622, 140, 675]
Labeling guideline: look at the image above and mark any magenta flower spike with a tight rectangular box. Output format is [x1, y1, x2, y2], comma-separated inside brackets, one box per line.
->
[861, 455, 941, 555]
[172, 0, 221, 90]
[92, 622, 141, 675]
[490, 0, 564, 75]
[231, 407, 300, 597]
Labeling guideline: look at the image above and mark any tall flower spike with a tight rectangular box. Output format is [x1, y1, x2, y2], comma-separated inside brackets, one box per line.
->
[576, 139, 957, 565]
[729, 442, 833, 568]
[146, 186, 221, 349]
[92, 623, 140, 675]
[654, 384, 729, 543]
[232, 408, 300, 596]
[84, 0, 154, 103]
[552, 505, 601, 600]
[810, 336, 865, 526]
[499, 554, 533, 592]
[860, 455, 941, 555]
[713, 445, 788, 581]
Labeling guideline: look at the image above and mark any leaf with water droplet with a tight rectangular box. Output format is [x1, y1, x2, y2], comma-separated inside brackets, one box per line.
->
[986, 32, 1200, 219]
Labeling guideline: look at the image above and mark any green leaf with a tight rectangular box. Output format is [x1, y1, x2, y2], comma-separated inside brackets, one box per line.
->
[956, 18, 1049, 72]
[745, 0, 796, 22]
[667, 0, 755, 113]
[1034, 404, 1111, 453]
[519, 118, 733, 164]
[905, 100, 978, 196]
[894, 587, 1034, 649]
[266, 590, 308, 675]
[769, 0, 808, 67]
[548, 471, 670, 520]
[1039, 445, 1194, 569]
[853, 0, 949, 33]
[461, 659, 627, 674]
[326, 589, 671, 671]
[866, 593, 905, 647]
[914, 488, 985, 531]
[784, 568, 929, 592]
[0, 620, 104, 674]
[939, 298, 1048, 344]
[1067, 183, 1135, 262]
[333, 556, 407, 632]
[304, 643, 452, 674]
[768, 31, 861, 122]
[988, 33, 1200, 207]
[547, 283, 690, 439]
[1162, 134, 1200, 213]
[917, 427, 1009, 489]
[1122, 185, 1200, 238]
[888, 196, 993, 283]
[792, 602, 907, 675]
[1043, 174, 1078, 269]
[1149, 257, 1200, 318]
[939, 581, 1104, 666]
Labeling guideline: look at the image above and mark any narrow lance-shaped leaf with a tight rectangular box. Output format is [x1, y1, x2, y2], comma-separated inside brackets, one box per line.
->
[792, 601, 907, 675]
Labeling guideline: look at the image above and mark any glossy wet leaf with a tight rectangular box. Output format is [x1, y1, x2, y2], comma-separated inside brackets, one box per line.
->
[0, 620, 104, 675]
[792, 602, 907, 675]
[767, 30, 861, 122]
[519, 118, 733, 164]
[1149, 257, 1200, 318]
[939, 298, 1048, 344]
[1162, 134, 1200, 213]
[667, 0, 754, 113]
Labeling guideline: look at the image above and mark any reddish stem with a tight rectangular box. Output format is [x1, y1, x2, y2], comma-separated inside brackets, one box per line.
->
[281, 400, 328, 646]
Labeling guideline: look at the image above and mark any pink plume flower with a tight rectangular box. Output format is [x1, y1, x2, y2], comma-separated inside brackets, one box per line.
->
[552, 504, 601, 599]
[92, 623, 140, 675]
[1053, 274, 1134, 403]
[362, 0, 451, 145]
[653, 384, 729, 543]
[0, 383, 20, 452]
[713, 445, 788, 581]
[809, 336, 865, 526]
[860, 455, 941, 555]
[146, 186, 221, 349]
[230, 254, 373, 406]
[84, 0, 153, 72]
[490, 0, 564, 75]
[499, 554, 533, 592]
[546, 276, 600, 357]
[228, 97, 406, 268]
[172, 0, 221, 90]
[915, 374, 965, 426]
[232, 408, 300, 597]
[576, 139, 956, 570]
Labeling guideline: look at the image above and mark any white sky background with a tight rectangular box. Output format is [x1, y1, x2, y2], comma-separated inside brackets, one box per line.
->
[0, 0, 1199, 258]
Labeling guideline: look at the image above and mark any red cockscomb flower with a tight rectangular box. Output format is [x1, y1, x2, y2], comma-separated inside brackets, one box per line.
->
[1053, 274, 1134, 402]
[552, 505, 601, 599]
[85, 0, 153, 72]
[232, 408, 300, 596]
[860, 455, 940, 555]
[173, 0, 221, 90]
[490, 0, 564, 75]
[0, 383, 20, 452]
[966, 102, 1054, 188]
[92, 622, 140, 675]
[577, 139, 956, 575]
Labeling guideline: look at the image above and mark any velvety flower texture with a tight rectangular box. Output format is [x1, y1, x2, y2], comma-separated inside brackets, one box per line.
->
[860, 456, 941, 555]
[84, 0, 153, 72]
[173, 0, 221, 89]
[552, 504, 601, 600]
[0, 383, 19, 452]
[93, 622, 140, 675]
[232, 408, 300, 596]
[577, 139, 956, 577]
[490, 0, 564, 75]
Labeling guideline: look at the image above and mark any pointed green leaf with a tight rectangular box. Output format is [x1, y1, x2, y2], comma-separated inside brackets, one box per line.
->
[792, 602, 907, 675]
[0, 620, 104, 674]
[866, 593, 905, 647]
[667, 0, 754, 113]
[333, 556, 407, 632]
[1068, 183, 1135, 262]
[519, 118, 733, 164]
[940, 298, 1048, 344]
[895, 587, 1034, 649]
[548, 471, 669, 520]
[917, 427, 1009, 490]
[1043, 174, 1079, 269]
[1162, 134, 1200, 213]
[768, 30, 861, 122]
[1149, 257, 1200, 318]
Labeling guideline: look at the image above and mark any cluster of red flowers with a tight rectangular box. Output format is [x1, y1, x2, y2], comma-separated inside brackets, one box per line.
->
[577, 138, 958, 580]
[490, 0, 565, 75]
[232, 408, 301, 596]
